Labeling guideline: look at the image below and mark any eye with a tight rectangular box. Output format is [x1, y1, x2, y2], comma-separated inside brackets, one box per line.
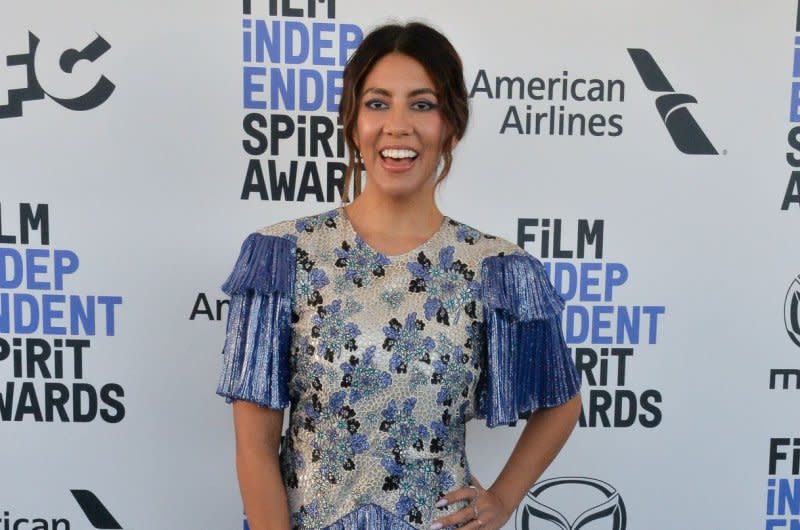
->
[364, 99, 388, 110]
[411, 100, 439, 111]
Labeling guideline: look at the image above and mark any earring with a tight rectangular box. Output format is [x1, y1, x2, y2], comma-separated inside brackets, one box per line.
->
[353, 150, 363, 198]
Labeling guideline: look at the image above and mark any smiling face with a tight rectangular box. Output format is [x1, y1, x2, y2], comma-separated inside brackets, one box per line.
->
[354, 52, 448, 202]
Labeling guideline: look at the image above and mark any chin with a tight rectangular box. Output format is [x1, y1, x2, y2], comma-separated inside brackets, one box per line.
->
[364, 174, 433, 201]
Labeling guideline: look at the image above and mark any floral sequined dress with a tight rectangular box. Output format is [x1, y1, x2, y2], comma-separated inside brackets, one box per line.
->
[217, 208, 580, 530]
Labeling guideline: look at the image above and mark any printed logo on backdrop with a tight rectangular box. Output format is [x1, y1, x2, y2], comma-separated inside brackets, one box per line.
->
[0, 203, 125, 423]
[469, 46, 719, 156]
[239, 0, 363, 202]
[517, 219, 666, 428]
[470, 65, 625, 138]
[766, 438, 800, 528]
[785, 275, 800, 349]
[627, 48, 717, 155]
[0, 32, 114, 118]
[783, 0, 800, 211]
[516, 477, 626, 530]
[71, 490, 123, 529]
[2, 489, 123, 529]
[768, 274, 800, 392]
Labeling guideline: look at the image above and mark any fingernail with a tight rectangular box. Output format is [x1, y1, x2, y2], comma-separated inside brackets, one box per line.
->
[430, 523, 442, 530]
[435, 498, 448, 508]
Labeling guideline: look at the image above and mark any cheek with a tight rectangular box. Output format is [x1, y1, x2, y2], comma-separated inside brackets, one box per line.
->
[355, 118, 377, 150]
[422, 111, 444, 134]
[422, 117, 447, 148]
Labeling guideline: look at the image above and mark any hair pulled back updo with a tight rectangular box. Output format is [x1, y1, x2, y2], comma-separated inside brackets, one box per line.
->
[338, 22, 469, 202]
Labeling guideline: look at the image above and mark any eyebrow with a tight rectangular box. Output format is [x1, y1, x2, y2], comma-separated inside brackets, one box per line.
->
[362, 87, 438, 98]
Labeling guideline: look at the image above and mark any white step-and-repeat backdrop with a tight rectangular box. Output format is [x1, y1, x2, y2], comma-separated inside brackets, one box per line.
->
[2, 1, 799, 529]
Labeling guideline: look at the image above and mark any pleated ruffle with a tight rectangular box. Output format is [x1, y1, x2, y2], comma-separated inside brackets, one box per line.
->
[477, 253, 581, 427]
[321, 504, 416, 530]
[216, 233, 295, 408]
[221, 232, 295, 295]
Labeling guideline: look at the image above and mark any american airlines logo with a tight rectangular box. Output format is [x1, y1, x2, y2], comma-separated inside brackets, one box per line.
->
[627, 48, 717, 155]
[515, 476, 627, 530]
[1, 490, 122, 529]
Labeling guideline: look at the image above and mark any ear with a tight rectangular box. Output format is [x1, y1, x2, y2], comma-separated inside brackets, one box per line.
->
[441, 132, 458, 155]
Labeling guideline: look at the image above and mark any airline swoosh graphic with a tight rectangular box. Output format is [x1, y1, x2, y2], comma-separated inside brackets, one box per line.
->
[628, 47, 717, 155]
[627, 48, 673, 92]
[70, 490, 123, 529]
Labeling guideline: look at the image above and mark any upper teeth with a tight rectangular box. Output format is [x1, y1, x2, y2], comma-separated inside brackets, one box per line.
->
[381, 149, 417, 159]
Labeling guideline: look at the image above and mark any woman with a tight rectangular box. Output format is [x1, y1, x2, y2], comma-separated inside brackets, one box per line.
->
[218, 22, 582, 530]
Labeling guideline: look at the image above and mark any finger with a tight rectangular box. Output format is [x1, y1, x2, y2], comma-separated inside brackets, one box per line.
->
[458, 519, 487, 530]
[469, 475, 484, 490]
[432, 504, 478, 529]
[436, 486, 477, 507]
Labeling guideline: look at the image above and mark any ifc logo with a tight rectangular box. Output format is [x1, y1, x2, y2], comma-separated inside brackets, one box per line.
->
[785, 275, 800, 348]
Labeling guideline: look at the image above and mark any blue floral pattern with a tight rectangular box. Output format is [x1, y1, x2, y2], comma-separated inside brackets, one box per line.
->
[340, 346, 392, 404]
[383, 457, 450, 525]
[296, 264, 330, 307]
[308, 391, 369, 483]
[311, 299, 363, 362]
[454, 222, 482, 245]
[218, 207, 580, 530]
[406, 247, 479, 326]
[430, 332, 474, 408]
[296, 209, 339, 233]
[334, 237, 391, 290]
[382, 312, 436, 373]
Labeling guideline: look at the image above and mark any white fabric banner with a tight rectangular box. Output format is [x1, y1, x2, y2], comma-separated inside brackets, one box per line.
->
[1, 2, 798, 529]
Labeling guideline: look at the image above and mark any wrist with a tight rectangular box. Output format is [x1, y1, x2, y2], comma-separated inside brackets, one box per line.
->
[486, 485, 515, 521]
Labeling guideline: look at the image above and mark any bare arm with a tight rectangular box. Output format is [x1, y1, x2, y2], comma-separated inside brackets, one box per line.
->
[488, 393, 582, 516]
[232, 401, 291, 530]
[433, 393, 582, 530]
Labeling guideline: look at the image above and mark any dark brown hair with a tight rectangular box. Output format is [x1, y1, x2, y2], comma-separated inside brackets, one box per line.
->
[339, 22, 469, 202]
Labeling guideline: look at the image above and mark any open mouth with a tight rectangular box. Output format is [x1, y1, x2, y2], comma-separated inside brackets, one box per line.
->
[380, 148, 418, 162]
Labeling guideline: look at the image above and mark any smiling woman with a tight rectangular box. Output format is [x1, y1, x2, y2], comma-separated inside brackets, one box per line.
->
[218, 21, 582, 530]
[352, 53, 447, 207]
[339, 23, 468, 204]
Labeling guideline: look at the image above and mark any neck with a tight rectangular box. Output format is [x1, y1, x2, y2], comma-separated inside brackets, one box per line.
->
[342, 186, 444, 257]
[344, 187, 442, 237]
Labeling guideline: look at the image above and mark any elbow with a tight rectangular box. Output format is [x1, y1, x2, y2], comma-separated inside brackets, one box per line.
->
[541, 392, 582, 428]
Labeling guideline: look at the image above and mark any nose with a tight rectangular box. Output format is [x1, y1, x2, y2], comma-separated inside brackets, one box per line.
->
[383, 105, 412, 136]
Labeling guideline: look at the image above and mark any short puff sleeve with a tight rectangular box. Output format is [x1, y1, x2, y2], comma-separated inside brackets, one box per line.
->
[476, 253, 581, 427]
[216, 233, 296, 409]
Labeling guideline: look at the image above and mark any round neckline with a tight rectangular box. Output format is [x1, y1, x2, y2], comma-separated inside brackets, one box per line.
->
[338, 206, 450, 260]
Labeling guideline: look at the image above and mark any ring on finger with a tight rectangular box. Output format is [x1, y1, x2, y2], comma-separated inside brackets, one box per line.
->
[472, 503, 480, 520]
[468, 485, 479, 502]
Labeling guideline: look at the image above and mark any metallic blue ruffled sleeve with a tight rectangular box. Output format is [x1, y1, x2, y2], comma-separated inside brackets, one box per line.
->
[216, 233, 296, 409]
[477, 253, 581, 427]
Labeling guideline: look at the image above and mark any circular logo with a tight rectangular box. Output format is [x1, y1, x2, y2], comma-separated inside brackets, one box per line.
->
[785, 275, 800, 348]
[516, 476, 626, 530]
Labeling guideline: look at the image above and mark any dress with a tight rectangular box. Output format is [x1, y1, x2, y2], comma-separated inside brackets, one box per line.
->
[217, 208, 581, 530]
